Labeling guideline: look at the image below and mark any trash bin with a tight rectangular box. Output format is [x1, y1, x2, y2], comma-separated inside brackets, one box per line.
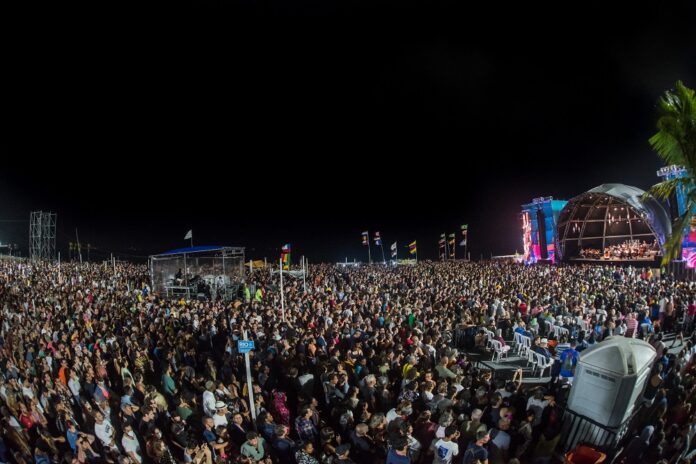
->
[564, 445, 607, 464]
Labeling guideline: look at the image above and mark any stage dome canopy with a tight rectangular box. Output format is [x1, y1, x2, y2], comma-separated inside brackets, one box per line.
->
[555, 183, 672, 262]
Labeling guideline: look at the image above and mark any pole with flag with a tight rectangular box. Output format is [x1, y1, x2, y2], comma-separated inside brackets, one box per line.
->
[460, 224, 468, 261]
[409, 240, 418, 262]
[281, 244, 291, 270]
[362, 231, 372, 264]
[374, 232, 385, 263]
[439, 233, 446, 261]
[184, 229, 193, 247]
[391, 241, 397, 262]
[448, 233, 456, 260]
[279, 258, 286, 322]
[302, 256, 307, 293]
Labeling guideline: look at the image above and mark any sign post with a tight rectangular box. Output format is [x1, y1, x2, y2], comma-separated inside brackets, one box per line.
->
[238, 334, 256, 422]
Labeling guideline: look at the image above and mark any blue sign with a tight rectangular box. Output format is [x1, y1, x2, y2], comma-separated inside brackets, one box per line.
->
[238, 340, 255, 353]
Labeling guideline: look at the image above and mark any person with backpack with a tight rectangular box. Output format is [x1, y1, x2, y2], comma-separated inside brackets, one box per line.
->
[559, 340, 580, 385]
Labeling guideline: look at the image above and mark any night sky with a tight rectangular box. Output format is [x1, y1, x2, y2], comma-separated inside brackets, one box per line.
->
[3, 3, 696, 263]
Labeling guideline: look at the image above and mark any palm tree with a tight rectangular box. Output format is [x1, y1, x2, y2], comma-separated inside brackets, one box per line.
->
[646, 81, 696, 265]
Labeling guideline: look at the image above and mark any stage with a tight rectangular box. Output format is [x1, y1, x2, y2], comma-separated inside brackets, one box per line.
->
[569, 256, 660, 266]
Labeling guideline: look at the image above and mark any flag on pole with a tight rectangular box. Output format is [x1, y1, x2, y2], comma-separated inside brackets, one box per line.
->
[408, 241, 417, 255]
[374, 231, 382, 246]
[460, 224, 468, 246]
[390, 242, 397, 258]
[448, 233, 456, 246]
[281, 244, 291, 270]
[184, 230, 192, 240]
[361, 231, 369, 246]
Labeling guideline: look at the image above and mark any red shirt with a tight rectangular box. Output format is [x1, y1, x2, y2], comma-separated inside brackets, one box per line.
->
[19, 413, 35, 430]
[519, 303, 528, 315]
[688, 304, 696, 317]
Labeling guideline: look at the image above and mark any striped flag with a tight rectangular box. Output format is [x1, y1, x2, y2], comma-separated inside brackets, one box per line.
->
[281, 244, 291, 270]
[408, 241, 417, 255]
[362, 231, 369, 246]
[460, 224, 468, 246]
[374, 231, 382, 246]
[390, 242, 397, 258]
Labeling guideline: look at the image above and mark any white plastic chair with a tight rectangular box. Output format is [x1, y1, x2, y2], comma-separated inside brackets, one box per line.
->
[513, 332, 524, 354]
[484, 329, 496, 349]
[556, 327, 569, 339]
[520, 335, 531, 357]
[534, 352, 553, 378]
[490, 340, 509, 363]
[526, 348, 538, 374]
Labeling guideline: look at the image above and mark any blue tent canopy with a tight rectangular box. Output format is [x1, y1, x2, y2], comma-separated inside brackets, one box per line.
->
[154, 246, 228, 257]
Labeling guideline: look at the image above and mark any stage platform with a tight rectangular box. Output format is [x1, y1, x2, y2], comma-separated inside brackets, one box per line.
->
[570, 257, 656, 263]
[464, 349, 553, 386]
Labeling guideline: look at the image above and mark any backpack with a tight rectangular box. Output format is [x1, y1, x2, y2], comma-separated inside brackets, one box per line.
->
[561, 351, 576, 374]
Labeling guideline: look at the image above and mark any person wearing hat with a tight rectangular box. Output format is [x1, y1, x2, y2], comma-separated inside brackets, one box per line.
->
[335, 443, 355, 464]
[213, 401, 228, 428]
[532, 337, 552, 359]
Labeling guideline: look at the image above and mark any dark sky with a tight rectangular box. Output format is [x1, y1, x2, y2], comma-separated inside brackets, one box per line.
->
[3, 3, 696, 262]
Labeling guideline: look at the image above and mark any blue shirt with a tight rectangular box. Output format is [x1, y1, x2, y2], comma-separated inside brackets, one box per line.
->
[559, 349, 579, 377]
[203, 429, 217, 444]
[66, 430, 78, 452]
[386, 448, 411, 464]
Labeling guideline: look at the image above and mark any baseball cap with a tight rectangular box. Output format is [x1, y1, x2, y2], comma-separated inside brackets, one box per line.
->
[215, 401, 226, 410]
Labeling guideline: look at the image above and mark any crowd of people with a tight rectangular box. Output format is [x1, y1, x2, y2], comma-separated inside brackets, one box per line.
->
[0, 258, 694, 464]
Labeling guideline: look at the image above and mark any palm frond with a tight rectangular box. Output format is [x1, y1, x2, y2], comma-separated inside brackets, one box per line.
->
[645, 178, 693, 201]
[649, 130, 687, 167]
[662, 209, 691, 265]
[652, 81, 696, 173]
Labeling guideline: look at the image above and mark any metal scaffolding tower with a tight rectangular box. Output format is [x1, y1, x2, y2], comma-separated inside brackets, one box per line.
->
[29, 211, 57, 261]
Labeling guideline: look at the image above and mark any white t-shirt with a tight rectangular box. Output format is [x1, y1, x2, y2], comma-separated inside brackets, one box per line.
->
[386, 408, 400, 423]
[121, 434, 143, 463]
[432, 439, 459, 464]
[94, 420, 115, 447]
[213, 412, 229, 428]
[527, 397, 550, 427]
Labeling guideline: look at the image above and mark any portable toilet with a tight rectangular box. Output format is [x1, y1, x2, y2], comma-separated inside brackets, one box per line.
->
[566, 336, 656, 428]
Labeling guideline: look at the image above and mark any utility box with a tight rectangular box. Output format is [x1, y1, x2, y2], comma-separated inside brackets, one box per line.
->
[567, 336, 656, 428]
